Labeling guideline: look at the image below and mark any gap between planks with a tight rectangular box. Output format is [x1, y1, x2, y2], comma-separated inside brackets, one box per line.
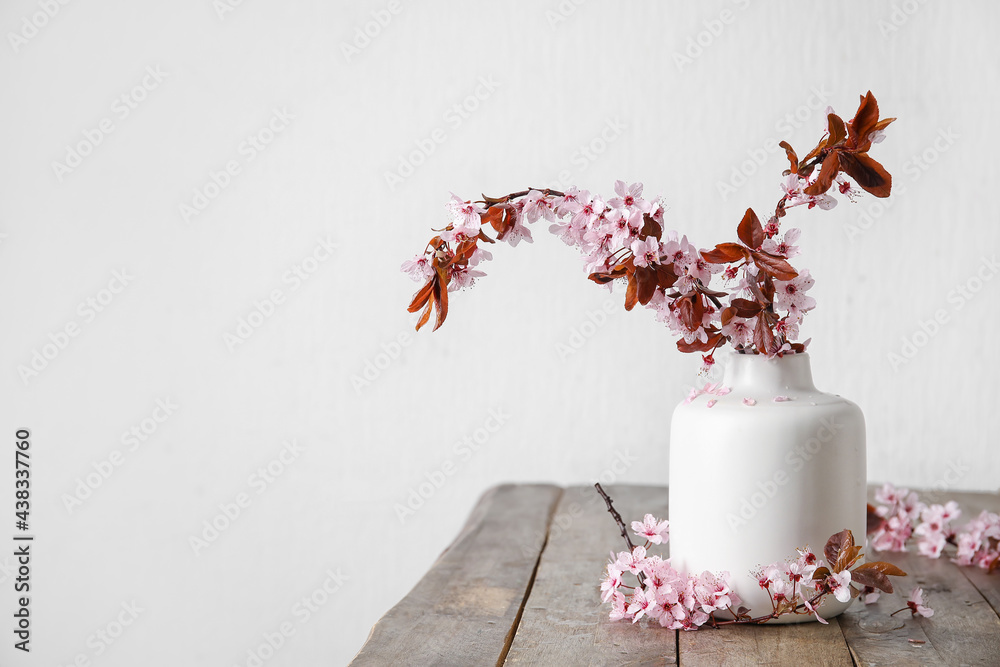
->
[496, 487, 565, 667]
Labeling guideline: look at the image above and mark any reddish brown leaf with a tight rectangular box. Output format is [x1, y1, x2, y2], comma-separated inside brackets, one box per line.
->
[823, 528, 854, 572]
[477, 229, 495, 244]
[676, 331, 722, 353]
[737, 208, 764, 250]
[730, 298, 763, 318]
[752, 316, 776, 355]
[636, 267, 658, 306]
[655, 263, 678, 290]
[720, 307, 735, 326]
[854, 561, 906, 577]
[826, 113, 847, 147]
[803, 151, 841, 196]
[407, 279, 434, 313]
[850, 563, 902, 594]
[624, 273, 638, 311]
[812, 566, 831, 581]
[640, 213, 662, 241]
[415, 298, 433, 331]
[431, 269, 449, 331]
[838, 152, 892, 198]
[849, 91, 880, 148]
[702, 243, 748, 264]
[482, 206, 504, 233]
[750, 250, 798, 281]
[778, 140, 799, 173]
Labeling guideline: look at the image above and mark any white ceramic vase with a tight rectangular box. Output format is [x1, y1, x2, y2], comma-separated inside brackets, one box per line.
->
[668, 352, 866, 622]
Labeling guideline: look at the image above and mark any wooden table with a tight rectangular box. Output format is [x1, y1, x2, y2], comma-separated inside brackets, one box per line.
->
[350, 485, 1000, 666]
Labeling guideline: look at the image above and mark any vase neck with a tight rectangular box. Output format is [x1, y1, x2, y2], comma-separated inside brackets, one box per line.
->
[721, 352, 816, 392]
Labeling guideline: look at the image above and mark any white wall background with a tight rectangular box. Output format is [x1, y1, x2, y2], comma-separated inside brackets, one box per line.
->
[1, 1, 997, 665]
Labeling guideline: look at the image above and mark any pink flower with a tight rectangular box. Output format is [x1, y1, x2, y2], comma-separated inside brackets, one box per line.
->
[761, 227, 801, 258]
[801, 596, 829, 624]
[445, 193, 485, 234]
[774, 269, 816, 314]
[721, 316, 756, 349]
[706, 399, 717, 408]
[616, 546, 649, 575]
[400, 254, 434, 281]
[773, 395, 792, 402]
[521, 190, 555, 223]
[742, 397, 757, 407]
[632, 514, 670, 545]
[626, 586, 654, 623]
[600, 562, 624, 603]
[907, 587, 934, 617]
[502, 208, 533, 247]
[630, 236, 662, 268]
[826, 570, 852, 603]
[608, 180, 651, 213]
[608, 590, 629, 621]
[861, 586, 881, 604]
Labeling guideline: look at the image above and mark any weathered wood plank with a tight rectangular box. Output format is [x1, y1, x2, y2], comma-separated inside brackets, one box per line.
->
[839, 488, 1000, 666]
[350, 484, 562, 667]
[678, 619, 854, 666]
[504, 484, 677, 666]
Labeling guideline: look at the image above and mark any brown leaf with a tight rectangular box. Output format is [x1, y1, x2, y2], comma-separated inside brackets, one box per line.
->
[838, 152, 892, 198]
[803, 151, 841, 196]
[825, 529, 853, 571]
[431, 270, 449, 331]
[640, 213, 663, 241]
[737, 208, 764, 250]
[849, 91, 880, 148]
[482, 206, 504, 233]
[752, 316, 775, 355]
[636, 267, 658, 305]
[624, 273, 638, 311]
[850, 562, 904, 594]
[655, 263, 678, 290]
[477, 229, 495, 244]
[750, 250, 798, 281]
[415, 298, 433, 331]
[720, 307, 735, 326]
[812, 566, 831, 581]
[676, 331, 722, 353]
[826, 113, 847, 147]
[407, 279, 434, 313]
[778, 140, 799, 173]
[702, 243, 748, 264]
[730, 298, 763, 318]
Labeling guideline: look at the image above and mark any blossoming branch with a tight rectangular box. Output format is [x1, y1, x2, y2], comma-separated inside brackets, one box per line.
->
[595, 484, 909, 628]
[404, 92, 894, 364]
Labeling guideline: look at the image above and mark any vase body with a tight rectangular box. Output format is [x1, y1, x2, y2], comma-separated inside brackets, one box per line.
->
[668, 352, 866, 623]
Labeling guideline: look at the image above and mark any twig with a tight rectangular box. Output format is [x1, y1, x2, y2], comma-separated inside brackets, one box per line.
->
[594, 483, 636, 552]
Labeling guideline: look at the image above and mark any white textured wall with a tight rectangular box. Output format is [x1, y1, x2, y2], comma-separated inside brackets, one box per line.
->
[1, 1, 997, 665]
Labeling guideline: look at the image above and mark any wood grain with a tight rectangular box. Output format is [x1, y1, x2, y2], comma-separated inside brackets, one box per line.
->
[504, 484, 677, 666]
[349, 484, 562, 667]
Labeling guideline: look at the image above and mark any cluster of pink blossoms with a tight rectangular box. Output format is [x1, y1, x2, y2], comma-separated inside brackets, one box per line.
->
[870, 483, 1000, 570]
[601, 514, 744, 629]
[601, 508, 934, 629]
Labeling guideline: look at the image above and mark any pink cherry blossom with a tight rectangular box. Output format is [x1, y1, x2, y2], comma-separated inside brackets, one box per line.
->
[761, 227, 801, 258]
[774, 269, 816, 314]
[826, 571, 852, 603]
[608, 180, 652, 213]
[631, 236, 662, 268]
[626, 586, 654, 623]
[632, 514, 670, 545]
[773, 395, 792, 402]
[742, 397, 757, 407]
[616, 546, 649, 575]
[520, 190, 555, 224]
[601, 562, 624, 603]
[401, 254, 434, 282]
[445, 193, 485, 232]
[907, 587, 934, 617]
